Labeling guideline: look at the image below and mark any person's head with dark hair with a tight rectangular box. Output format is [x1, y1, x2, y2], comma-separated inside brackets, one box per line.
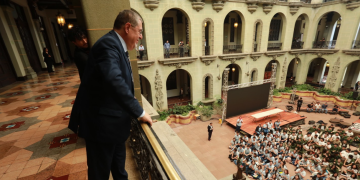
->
[68, 26, 88, 49]
[43, 47, 48, 52]
[113, 10, 143, 51]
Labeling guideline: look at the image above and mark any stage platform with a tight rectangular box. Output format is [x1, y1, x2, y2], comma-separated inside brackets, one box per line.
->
[225, 107, 306, 135]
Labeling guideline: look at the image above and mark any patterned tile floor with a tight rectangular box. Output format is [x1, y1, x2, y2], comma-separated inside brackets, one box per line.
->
[0, 64, 140, 180]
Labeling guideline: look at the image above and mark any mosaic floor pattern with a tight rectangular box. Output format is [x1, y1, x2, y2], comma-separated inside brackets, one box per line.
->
[0, 65, 140, 180]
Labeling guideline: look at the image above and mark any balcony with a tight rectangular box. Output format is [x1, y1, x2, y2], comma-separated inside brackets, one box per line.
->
[291, 41, 304, 49]
[352, 40, 360, 49]
[136, 50, 148, 60]
[267, 42, 282, 51]
[164, 47, 190, 59]
[300, 0, 311, 3]
[223, 45, 242, 54]
[312, 40, 336, 49]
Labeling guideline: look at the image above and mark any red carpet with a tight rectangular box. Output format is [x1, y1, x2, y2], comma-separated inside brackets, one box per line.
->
[225, 107, 306, 134]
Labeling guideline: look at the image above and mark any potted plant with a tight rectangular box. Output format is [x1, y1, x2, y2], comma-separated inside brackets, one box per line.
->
[199, 105, 213, 121]
[213, 98, 223, 115]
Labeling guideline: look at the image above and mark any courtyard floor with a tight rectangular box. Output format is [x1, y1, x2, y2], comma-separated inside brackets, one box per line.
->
[170, 95, 360, 179]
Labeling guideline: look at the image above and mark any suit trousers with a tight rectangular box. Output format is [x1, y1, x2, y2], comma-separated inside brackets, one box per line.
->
[45, 61, 53, 72]
[208, 131, 213, 140]
[85, 139, 128, 180]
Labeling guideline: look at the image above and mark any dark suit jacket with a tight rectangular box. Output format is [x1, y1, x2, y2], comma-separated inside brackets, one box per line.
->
[73, 47, 89, 80]
[68, 30, 143, 143]
[208, 125, 213, 132]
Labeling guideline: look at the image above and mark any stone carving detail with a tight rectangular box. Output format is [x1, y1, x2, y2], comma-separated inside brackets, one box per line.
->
[212, 1, 225, 12]
[268, 63, 277, 108]
[202, 73, 213, 100]
[138, 61, 155, 70]
[249, 68, 258, 82]
[247, 3, 258, 14]
[289, 6, 300, 15]
[200, 56, 216, 66]
[345, 1, 360, 11]
[154, 70, 164, 110]
[280, 58, 287, 88]
[158, 57, 197, 68]
[326, 58, 340, 89]
[263, 5, 273, 14]
[191, 0, 205, 12]
[143, 0, 159, 11]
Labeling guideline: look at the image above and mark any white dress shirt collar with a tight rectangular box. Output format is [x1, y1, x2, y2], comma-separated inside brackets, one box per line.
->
[114, 31, 127, 53]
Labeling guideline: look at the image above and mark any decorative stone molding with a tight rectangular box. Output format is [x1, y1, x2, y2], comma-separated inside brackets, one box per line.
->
[263, 5, 273, 14]
[212, 1, 225, 12]
[264, 51, 286, 60]
[280, 58, 287, 88]
[191, 1, 205, 12]
[154, 70, 164, 110]
[218, 54, 248, 64]
[158, 57, 197, 68]
[326, 58, 340, 89]
[250, 52, 263, 61]
[247, 3, 258, 14]
[202, 73, 213, 100]
[289, 6, 299, 15]
[249, 68, 258, 82]
[345, 1, 360, 11]
[306, 49, 339, 57]
[143, 0, 159, 11]
[200, 56, 217, 66]
[137, 60, 155, 70]
[343, 50, 360, 58]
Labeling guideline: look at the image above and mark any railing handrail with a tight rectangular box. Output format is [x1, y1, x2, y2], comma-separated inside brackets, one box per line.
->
[140, 122, 183, 180]
[312, 40, 336, 49]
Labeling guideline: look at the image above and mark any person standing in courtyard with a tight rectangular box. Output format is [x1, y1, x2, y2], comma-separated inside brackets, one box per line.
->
[43, 47, 55, 73]
[297, 97, 303, 112]
[208, 122, 213, 141]
[67, 26, 89, 80]
[236, 116, 243, 133]
[69, 10, 153, 180]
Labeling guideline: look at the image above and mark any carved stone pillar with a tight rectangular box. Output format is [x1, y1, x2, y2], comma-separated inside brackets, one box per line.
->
[0, 6, 37, 79]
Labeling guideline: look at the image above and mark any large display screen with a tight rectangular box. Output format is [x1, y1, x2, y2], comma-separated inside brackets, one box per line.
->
[226, 83, 271, 118]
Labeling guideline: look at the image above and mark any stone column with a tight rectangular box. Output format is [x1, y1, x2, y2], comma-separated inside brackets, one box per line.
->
[0, 5, 37, 79]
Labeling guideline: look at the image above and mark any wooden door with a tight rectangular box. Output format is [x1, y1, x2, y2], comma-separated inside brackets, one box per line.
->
[0, 34, 17, 88]
[11, 3, 42, 73]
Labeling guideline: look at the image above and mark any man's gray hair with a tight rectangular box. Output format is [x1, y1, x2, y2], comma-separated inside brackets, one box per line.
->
[113, 10, 143, 29]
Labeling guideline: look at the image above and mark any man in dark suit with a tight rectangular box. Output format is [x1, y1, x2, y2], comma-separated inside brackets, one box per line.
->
[67, 26, 89, 80]
[208, 122, 213, 141]
[68, 10, 153, 180]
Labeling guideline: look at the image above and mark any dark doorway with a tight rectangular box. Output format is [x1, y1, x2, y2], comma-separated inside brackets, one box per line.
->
[11, 2, 42, 73]
[0, 33, 17, 88]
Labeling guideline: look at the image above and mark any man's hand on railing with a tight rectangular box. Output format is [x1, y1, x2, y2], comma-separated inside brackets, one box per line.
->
[139, 112, 153, 126]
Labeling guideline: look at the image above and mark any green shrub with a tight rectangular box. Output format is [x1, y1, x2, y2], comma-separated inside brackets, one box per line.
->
[198, 105, 213, 118]
[273, 89, 281, 96]
[197, 101, 204, 107]
[292, 84, 316, 91]
[278, 87, 292, 93]
[158, 110, 170, 121]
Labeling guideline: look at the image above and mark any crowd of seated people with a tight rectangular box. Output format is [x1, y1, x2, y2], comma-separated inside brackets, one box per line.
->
[305, 101, 339, 114]
[228, 120, 360, 180]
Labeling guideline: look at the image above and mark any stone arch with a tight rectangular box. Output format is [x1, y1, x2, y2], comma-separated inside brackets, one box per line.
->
[161, 8, 192, 57]
[202, 18, 214, 56]
[139, 74, 152, 105]
[312, 11, 342, 47]
[253, 19, 263, 52]
[202, 73, 213, 100]
[267, 12, 287, 51]
[223, 10, 246, 53]
[249, 68, 258, 82]
[292, 13, 310, 47]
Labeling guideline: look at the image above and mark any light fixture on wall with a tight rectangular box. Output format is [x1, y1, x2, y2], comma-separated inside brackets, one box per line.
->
[68, 23, 73, 29]
[204, 22, 207, 27]
[56, 12, 65, 27]
[234, 22, 238, 28]
[232, 67, 235, 72]
[296, 60, 299, 64]
[326, 63, 329, 67]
